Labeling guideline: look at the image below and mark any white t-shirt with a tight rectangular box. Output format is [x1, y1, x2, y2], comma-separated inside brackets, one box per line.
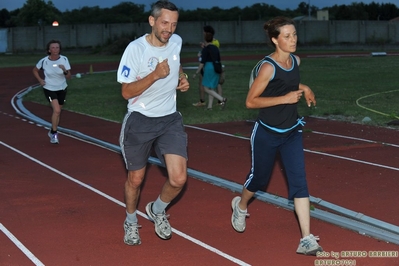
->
[117, 34, 182, 117]
[36, 56, 71, 91]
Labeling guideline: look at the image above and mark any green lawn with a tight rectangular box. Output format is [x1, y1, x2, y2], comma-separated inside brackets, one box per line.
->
[17, 52, 399, 126]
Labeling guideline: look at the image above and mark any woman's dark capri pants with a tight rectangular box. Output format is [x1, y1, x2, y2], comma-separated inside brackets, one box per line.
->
[243, 121, 309, 200]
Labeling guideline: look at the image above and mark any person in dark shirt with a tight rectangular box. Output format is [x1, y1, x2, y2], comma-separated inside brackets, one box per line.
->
[192, 27, 224, 107]
[193, 25, 226, 110]
[230, 16, 322, 256]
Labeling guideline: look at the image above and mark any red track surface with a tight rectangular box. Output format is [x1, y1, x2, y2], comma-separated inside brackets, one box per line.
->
[1, 58, 398, 266]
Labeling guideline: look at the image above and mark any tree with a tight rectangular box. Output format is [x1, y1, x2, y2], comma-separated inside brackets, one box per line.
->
[377, 3, 399, 20]
[297, 1, 309, 15]
[5, 0, 399, 26]
[0, 9, 11, 27]
[62, 2, 146, 24]
[109, 2, 146, 23]
[295, 1, 319, 17]
[17, 0, 60, 26]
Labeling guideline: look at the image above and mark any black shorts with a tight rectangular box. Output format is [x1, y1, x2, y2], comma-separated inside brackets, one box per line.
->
[119, 111, 188, 171]
[43, 88, 67, 105]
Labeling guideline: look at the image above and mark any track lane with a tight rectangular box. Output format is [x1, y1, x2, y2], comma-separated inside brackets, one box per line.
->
[0, 118, 251, 265]
[3, 107, 399, 265]
[2, 62, 399, 265]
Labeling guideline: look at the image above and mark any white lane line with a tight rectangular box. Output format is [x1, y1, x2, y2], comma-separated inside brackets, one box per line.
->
[304, 149, 399, 172]
[312, 131, 399, 148]
[186, 125, 250, 140]
[0, 141, 251, 266]
[186, 125, 399, 147]
[185, 125, 399, 170]
[0, 223, 45, 266]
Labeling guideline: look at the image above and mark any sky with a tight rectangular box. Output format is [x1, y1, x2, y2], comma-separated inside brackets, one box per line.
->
[2, 0, 399, 12]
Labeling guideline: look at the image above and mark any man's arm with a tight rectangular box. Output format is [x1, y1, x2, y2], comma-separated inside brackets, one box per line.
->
[121, 59, 171, 100]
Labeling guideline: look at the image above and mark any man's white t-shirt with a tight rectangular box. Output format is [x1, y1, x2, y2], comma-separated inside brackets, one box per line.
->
[36, 56, 71, 91]
[117, 34, 182, 117]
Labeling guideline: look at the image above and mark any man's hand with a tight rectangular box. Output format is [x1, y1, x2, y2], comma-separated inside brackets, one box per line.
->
[177, 75, 189, 92]
[154, 59, 170, 80]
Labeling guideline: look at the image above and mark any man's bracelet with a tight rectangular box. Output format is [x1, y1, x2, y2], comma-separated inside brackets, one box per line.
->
[63, 70, 68, 75]
[179, 72, 188, 79]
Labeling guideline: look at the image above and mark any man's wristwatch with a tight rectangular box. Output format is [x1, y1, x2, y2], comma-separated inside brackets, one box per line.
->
[179, 72, 188, 79]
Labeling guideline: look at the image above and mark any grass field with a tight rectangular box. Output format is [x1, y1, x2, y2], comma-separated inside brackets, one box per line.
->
[11, 51, 399, 127]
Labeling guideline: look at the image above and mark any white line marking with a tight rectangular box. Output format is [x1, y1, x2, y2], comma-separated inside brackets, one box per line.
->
[0, 141, 250, 266]
[0, 223, 45, 266]
[185, 125, 399, 171]
[304, 149, 399, 171]
[312, 131, 399, 148]
[185, 124, 399, 148]
[5, 109, 397, 263]
[185, 125, 249, 140]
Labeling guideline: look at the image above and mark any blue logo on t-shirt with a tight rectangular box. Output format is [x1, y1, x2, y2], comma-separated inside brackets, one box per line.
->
[121, 65, 130, 77]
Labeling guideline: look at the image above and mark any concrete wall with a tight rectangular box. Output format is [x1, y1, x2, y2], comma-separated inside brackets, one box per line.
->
[4, 20, 399, 53]
[0, 29, 7, 52]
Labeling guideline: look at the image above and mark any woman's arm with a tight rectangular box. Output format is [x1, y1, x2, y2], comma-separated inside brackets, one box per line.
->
[32, 67, 45, 86]
[246, 63, 303, 109]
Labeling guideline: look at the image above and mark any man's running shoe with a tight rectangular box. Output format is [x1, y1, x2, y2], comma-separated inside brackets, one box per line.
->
[145, 202, 172, 240]
[123, 221, 141, 245]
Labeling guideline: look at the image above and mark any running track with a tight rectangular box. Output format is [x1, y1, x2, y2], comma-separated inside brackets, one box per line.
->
[1, 58, 398, 266]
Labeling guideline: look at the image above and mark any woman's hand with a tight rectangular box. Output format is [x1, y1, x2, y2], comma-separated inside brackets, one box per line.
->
[299, 83, 316, 107]
[285, 90, 303, 104]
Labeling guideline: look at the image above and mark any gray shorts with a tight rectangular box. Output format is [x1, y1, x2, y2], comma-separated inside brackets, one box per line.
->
[120, 111, 188, 171]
